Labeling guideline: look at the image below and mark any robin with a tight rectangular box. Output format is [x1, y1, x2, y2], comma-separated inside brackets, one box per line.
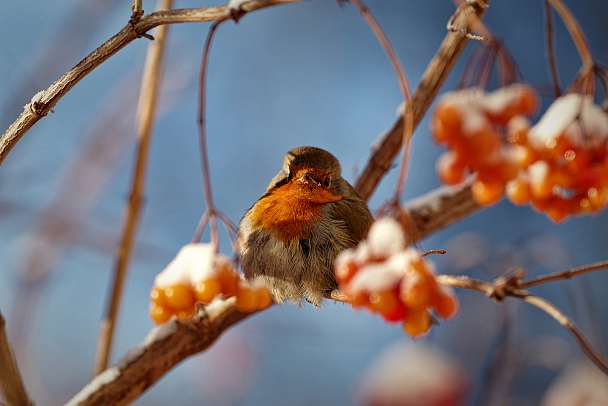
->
[237, 146, 373, 305]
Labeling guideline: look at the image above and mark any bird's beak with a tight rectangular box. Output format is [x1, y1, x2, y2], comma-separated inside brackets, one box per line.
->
[298, 172, 320, 186]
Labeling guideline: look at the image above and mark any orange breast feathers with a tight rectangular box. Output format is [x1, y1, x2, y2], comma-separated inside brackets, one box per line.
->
[247, 177, 343, 242]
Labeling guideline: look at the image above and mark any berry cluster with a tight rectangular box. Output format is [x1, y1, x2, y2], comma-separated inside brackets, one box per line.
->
[432, 85, 608, 222]
[432, 84, 539, 206]
[335, 218, 458, 338]
[150, 244, 272, 324]
[507, 94, 608, 222]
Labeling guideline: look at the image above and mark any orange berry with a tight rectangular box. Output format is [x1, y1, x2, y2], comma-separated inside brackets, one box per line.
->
[432, 104, 463, 143]
[506, 116, 530, 145]
[149, 303, 173, 324]
[381, 301, 408, 323]
[400, 273, 436, 310]
[335, 259, 358, 284]
[176, 305, 196, 321]
[346, 290, 370, 308]
[437, 151, 467, 185]
[150, 287, 168, 306]
[368, 290, 399, 315]
[164, 284, 195, 311]
[471, 180, 504, 206]
[219, 266, 239, 297]
[469, 130, 501, 160]
[434, 291, 459, 319]
[402, 309, 432, 339]
[255, 285, 274, 310]
[545, 197, 571, 223]
[195, 278, 222, 304]
[505, 178, 530, 205]
[515, 86, 539, 116]
[235, 283, 257, 312]
[510, 144, 537, 169]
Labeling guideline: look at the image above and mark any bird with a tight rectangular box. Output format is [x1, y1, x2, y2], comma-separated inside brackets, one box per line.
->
[237, 146, 373, 306]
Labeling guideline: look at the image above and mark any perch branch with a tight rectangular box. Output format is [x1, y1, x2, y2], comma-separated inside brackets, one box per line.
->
[93, 0, 173, 376]
[66, 299, 253, 406]
[0, 0, 303, 166]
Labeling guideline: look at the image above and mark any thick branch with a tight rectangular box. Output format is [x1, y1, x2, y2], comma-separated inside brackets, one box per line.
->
[0, 0, 303, 166]
[66, 298, 252, 406]
[403, 177, 481, 241]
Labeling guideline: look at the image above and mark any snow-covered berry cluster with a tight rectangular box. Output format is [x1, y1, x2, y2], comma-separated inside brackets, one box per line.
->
[149, 244, 272, 324]
[335, 218, 458, 338]
[431, 85, 608, 222]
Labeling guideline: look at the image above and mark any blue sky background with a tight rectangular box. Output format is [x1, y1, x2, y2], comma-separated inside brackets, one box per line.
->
[1, 0, 608, 404]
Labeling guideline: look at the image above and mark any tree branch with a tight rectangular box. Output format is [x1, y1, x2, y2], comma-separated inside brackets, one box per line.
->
[0, 0, 303, 166]
[437, 274, 608, 375]
[66, 298, 253, 406]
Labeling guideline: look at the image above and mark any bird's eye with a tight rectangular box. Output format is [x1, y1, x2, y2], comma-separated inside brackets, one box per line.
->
[323, 177, 331, 187]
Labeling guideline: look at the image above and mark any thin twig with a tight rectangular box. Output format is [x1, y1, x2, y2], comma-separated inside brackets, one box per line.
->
[348, 0, 414, 204]
[543, 0, 562, 98]
[0, 311, 33, 406]
[511, 291, 608, 375]
[349, 0, 410, 102]
[437, 273, 608, 375]
[131, 0, 144, 21]
[354, 0, 491, 202]
[545, 0, 593, 67]
[93, 0, 173, 376]
[0, 0, 303, 167]
[193, 20, 240, 248]
[196, 21, 222, 247]
[519, 260, 608, 289]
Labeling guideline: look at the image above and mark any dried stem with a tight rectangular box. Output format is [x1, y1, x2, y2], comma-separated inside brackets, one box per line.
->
[546, 0, 593, 67]
[192, 20, 239, 248]
[511, 292, 608, 375]
[437, 273, 608, 375]
[0, 0, 303, 166]
[93, 0, 173, 376]
[543, 0, 562, 97]
[354, 0, 491, 202]
[131, 0, 144, 21]
[349, 0, 410, 102]
[520, 260, 608, 289]
[348, 0, 413, 203]
[196, 21, 222, 247]
[0, 311, 33, 406]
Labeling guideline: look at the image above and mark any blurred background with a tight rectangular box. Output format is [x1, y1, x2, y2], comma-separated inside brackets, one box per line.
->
[1, 0, 608, 405]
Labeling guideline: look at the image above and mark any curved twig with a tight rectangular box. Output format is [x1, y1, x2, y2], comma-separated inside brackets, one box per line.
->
[437, 273, 608, 375]
[519, 260, 608, 289]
